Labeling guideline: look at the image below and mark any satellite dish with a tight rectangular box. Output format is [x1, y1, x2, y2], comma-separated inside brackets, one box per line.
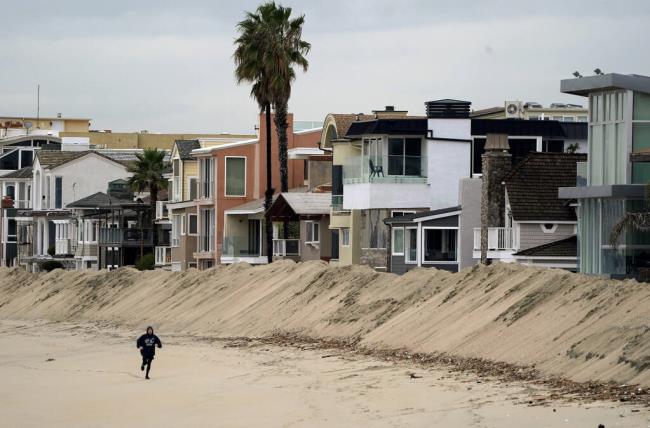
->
[24, 121, 32, 129]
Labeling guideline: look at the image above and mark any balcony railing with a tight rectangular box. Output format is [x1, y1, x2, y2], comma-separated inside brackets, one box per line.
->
[197, 233, 214, 253]
[576, 162, 587, 187]
[156, 201, 169, 220]
[222, 236, 263, 257]
[331, 195, 344, 212]
[55, 238, 74, 255]
[473, 227, 516, 251]
[155, 246, 172, 265]
[99, 228, 153, 246]
[272, 239, 300, 257]
[343, 155, 427, 184]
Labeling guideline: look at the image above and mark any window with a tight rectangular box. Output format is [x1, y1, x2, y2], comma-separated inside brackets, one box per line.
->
[225, 157, 246, 197]
[405, 228, 417, 263]
[199, 158, 214, 198]
[84, 221, 97, 243]
[171, 214, 181, 247]
[577, 116, 588, 122]
[5, 185, 15, 199]
[199, 208, 214, 252]
[422, 228, 457, 263]
[188, 214, 198, 235]
[563, 116, 575, 122]
[540, 223, 558, 233]
[388, 137, 422, 176]
[20, 150, 33, 168]
[306, 221, 320, 244]
[54, 176, 63, 209]
[341, 228, 350, 246]
[552, 116, 563, 121]
[46, 176, 50, 209]
[528, 116, 540, 120]
[391, 227, 404, 256]
[188, 177, 198, 200]
[363, 138, 383, 175]
[391, 210, 416, 218]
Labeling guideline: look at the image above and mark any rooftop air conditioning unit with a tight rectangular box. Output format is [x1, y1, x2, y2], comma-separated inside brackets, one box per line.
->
[505, 101, 523, 119]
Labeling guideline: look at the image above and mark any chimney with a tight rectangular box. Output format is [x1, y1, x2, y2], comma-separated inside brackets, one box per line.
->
[57, 113, 62, 118]
[480, 134, 511, 264]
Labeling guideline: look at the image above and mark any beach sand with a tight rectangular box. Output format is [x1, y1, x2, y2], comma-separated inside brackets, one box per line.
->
[1, 319, 647, 428]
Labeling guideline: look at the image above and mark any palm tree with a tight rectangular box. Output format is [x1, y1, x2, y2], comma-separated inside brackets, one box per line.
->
[264, 4, 310, 193]
[127, 148, 167, 212]
[609, 186, 650, 248]
[234, 2, 277, 263]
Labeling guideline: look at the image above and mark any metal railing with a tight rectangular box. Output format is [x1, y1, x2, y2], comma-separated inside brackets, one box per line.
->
[473, 227, 516, 251]
[155, 246, 172, 265]
[272, 239, 300, 257]
[99, 228, 153, 246]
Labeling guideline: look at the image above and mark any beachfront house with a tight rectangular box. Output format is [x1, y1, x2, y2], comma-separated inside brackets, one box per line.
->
[559, 72, 650, 280]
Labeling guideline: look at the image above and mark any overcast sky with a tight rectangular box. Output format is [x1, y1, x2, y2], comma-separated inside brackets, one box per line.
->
[1, 1, 649, 134]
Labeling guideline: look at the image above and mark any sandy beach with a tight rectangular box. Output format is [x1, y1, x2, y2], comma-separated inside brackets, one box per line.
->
[0, 319, 647, 428]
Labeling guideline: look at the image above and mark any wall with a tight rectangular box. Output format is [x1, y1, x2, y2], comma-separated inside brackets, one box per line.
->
[343, 182, 430, 210]
[330, 209, 361, 266]
[517, 223, 576, 250]
[299, 216, 331, 261]
[308, 158, 332, 191]
[182, 161, 198, 201]
[170, 206, 197, 269]
[458, 178, 482, 269]
[427, 140, 471, 209]
[59, 132, 256, 150]
[43, 155, 129, 209]
[427, 118, 471, 140]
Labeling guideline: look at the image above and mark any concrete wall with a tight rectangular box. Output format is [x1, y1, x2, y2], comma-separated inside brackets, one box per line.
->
[517, 222, 576, 251]
[459, 178, 482, 269]
[428, 140, 471, 209]
[343, 182, 430, 210]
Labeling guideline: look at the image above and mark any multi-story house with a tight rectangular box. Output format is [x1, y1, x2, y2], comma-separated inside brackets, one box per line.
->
[471, 101, 589, 122]
[559, 72, 650, 280]
[16, 150, 132, 271]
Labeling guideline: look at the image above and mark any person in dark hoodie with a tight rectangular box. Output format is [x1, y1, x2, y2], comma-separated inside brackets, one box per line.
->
[136, 326, 162, 379]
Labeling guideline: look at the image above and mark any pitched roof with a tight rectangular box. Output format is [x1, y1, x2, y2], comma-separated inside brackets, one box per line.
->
[0, 167, 32, 179]
[346, 118, 427, 138]
[384, 206, 462, 224]
[175, 140, 201, 160]
[66, 192, 133, 208]
[270, 192, 331, 216]
[470, 106, 504, 118]
[513, 235, 577, 257]
[36, 150, 127, 169]
[504, 152, 587, 222]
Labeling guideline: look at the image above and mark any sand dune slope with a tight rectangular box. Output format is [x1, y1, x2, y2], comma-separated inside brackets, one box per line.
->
[0, 261, 648, 386]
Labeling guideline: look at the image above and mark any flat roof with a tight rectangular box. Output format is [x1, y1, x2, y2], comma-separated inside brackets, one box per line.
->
[0, 115, 91, 121]
[560, 73, 650, 97]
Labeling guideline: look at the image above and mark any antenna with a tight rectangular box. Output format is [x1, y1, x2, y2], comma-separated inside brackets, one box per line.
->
[36, 84, 40, 123]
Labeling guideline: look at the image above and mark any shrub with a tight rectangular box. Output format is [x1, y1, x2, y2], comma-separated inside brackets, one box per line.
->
[47, 246, 56, 256]
[135, 253, 155, 271]
[40, 260, 64, 272]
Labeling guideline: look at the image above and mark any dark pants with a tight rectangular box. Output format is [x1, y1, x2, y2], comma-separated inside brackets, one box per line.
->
[141, 351, 154, 377]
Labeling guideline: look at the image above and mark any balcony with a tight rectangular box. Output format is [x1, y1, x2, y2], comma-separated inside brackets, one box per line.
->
[198, 181, 214, 201]
[99, 228, 153, 246]
[272, 239, 300, 257]
[343, 154, 428, 185]
[221, 236, 267, 264]
[155, 246, 172, 266]
[473, 227, 517, 251]
[331, 195, 345, 212]
[155, 201, 170, 221]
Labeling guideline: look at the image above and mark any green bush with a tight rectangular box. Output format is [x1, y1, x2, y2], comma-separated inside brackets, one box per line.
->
[47, 246, 56, 256]
[135, 253, 155, 271]
[40, 260, 64, 272]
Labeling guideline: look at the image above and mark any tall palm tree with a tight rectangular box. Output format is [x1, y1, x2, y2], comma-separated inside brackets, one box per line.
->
[127, 148, 167, 213]
[265, 4, 310, 193]
[234, 3, 277, 263]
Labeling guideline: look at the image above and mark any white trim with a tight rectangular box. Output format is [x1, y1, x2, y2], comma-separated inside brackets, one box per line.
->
[512, 256, 578, 260]
[340, 228, 350, 247]
[305, 220, 320, 245]
[288, 147, 325, 160]
[517, 220, 576, 224]
[167, 200, 197, 210]
[225, 207, 264, 215]
[413, 210, 462, 223]
[191, 138, 258, 155]
[293, 127, 323, 135]
[404, 227, 418, 264]
[224, 156, 247, 197]
[420, 226, 459, 265]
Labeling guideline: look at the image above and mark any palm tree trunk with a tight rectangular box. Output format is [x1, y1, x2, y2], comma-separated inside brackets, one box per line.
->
[150, 184, 157, 247]
[264, 103, 274, 264]
[274, 100, 289, 193]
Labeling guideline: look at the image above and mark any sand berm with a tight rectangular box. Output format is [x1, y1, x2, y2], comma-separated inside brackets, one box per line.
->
[1, 261, 649, 387]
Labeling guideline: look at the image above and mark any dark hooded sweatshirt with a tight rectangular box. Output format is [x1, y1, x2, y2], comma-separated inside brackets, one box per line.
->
[137, 330, 162, 359]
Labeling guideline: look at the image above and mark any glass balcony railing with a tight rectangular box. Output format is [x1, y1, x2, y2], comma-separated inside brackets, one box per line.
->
[222, 236, 264, 258]
[576, 162, 588, 187]
[343, 155, 427, 184]
[331, 195, 344, 212]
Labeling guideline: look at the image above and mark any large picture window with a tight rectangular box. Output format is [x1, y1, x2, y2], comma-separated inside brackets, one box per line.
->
[363, 138, 383, 175]
[388, 138, 422, 176]
[225, 157, 246, 197]
[422, 228, 457, 263]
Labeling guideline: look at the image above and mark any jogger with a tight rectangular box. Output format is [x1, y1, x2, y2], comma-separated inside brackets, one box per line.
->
[136, 326, 162, 379]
